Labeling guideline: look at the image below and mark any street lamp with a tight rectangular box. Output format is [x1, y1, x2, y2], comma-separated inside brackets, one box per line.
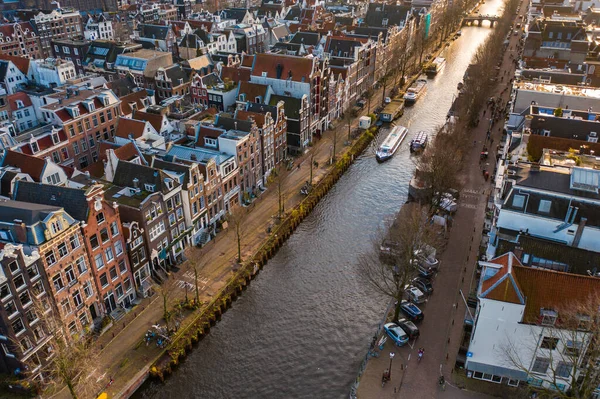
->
[389, 352, 396, 379]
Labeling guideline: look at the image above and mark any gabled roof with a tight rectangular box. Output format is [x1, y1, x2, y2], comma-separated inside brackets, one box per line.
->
[13, 181, 90, 222]
[118, 89, 150, 116]
[0, 54, 30, 75]
[7, 92, 32, 111]
[251, 53, 314, 82]
[105, 75, 139, 97]
[214, 115, 253, 132]
[112, 161, 179, 194]
[480, 252, 525, 305]
[270, 94, 302, 119]
[1, 150, 46, 182]
[221, 66, 251, 83]
[364, 3, 411, 28]
[132, 111, 164, 133]
[115, 118, 148, 139]
[290, 31, 320, 46]
[236, 110, 266, 127]
[139, 24, 171, 40]
[237, 81, 270, 102]
[0, 200, 62, 227]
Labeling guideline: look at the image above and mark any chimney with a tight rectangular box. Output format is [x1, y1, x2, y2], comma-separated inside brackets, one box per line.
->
[13, 221, 26, 243]
[234, 121, 238, 130]
[572, 217, 587, 247]
[512, 246, 523, 262]
[133, 178, 139, 189]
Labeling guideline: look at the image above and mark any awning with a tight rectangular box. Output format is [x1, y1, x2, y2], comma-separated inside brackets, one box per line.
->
[466, 360, 527, 380]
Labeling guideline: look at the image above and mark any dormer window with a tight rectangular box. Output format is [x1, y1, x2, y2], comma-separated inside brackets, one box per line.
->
[239, 94, 246, 102]
[145, 183, 156, 192]
[67, 106, 79, 118]
[540, 308, 558, 326]
[51, 131, 60, 145]
[99, 95, 110, 107]
[382, 18, 388, 27]
[85, 100, 95, 112]
[16, 100, 24, 109]
[261, 71, 267, 77]
[165, 178, 173, 190]
[30, 141, 39, 153]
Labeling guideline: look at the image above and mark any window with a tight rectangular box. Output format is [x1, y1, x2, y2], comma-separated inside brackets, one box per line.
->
[4, 301, 17, 317]
[541, 309, 558, 326]
[118, 259, 127, 274]
[538, 199, 552, 213]
[33, 326, 45, 342]
[70, 234, 80, 250]
[68, 321, 77, 336]
[512, 194, 525, 209]
[116, 283, 124, 298]
[8, 261, 19, 274]
[90, 234, 99, 249]
[96, 212, 105, 224]
[132, 251, 139, 266]
[32, 281, 44, 297]
[65, 265, 76, 285]
[532, 357, 550, 374]
[76, 257, 87, 274]
[169, 213, 176, 226]
[72, 290, 83, 308]
[61, 298, 72, 315]
[541, 337, 559, 350]
[114, 241, 123, 256]
[13, 275, 25, 290]
[57, 242, 68, 258]
[45, 251, 57, 265]
[556, 362, 572, 378]
[25, 309, 37, 324]
[27, 265, 38, 280]
[99, 273, 108, 288]
[83, 281, 93, 298]
[100, 228, 109, 243]
[12, 318, 25, 335]
[110, 221, 119, 237]
[52, 274, 64, 291]
[50, 220, 62, 234]
[0, 284, 10, 300]
[73, 141, 80, 155]
[564, 340, 582, 356]
[124, 277, 131, 292]
[19, 290, 31, 307]
[105, 247, 114, 263]
[94, 253, 104, 269]
[109, 266, 118, 281]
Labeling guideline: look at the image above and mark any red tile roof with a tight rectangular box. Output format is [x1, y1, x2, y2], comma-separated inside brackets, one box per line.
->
[220, 66, 251, 83]
[115, 118, 147, 139]
[119, 89, 149, 116]
[132, 110, 163, 133]
[2, 150, 46, 181]
[0, 54, 30, 75]
[186, 20, 213, 32]
[251, 53, 315, 82]
[237, 81, 269, 102]
[7, 92, 32, 111]
[236, 110, 266, 127]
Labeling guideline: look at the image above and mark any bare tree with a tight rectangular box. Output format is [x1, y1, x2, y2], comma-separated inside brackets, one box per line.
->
[502, 294, 600, 399]
[393, 38, 412, 88]
[155, 277, 178, 332]
[358, 204, 440, 320]
[184, 248, 202, 306]
[343, 111, 354, 142]
[17, 300, 103, 399]
[228, 206, 246, 263]
[364, 88, 375, 114]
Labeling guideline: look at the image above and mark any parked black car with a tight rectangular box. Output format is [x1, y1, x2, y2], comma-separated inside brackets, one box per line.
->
[412, 277, 433, 295]
[418, 265, 435, 279]
[397, 318, 420, 339]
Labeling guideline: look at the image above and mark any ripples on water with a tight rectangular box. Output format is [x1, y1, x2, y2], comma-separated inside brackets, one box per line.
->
[133, 6, 503, 397]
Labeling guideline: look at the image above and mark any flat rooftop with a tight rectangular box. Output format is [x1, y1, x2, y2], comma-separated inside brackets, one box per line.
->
[515, 81, 600, 99]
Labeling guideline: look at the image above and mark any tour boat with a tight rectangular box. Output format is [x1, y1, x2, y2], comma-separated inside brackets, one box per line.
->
[425, 57, 446, 76]
[376, 125, 409, 162]
[404, 79, 428, 104]
[410, 131, 428, 153]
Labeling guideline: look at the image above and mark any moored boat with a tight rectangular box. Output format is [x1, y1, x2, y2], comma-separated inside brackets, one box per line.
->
[404, 78, 427, 104]
[376, 125, 409, 162]
[425, 57, 446, 75]
[410, 131, 428, 153]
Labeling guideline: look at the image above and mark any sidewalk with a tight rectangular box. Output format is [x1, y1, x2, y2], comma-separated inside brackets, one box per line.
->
[355, 3, 528, 398]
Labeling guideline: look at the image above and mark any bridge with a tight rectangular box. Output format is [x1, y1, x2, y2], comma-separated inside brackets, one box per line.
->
[462, 14, 499, 27]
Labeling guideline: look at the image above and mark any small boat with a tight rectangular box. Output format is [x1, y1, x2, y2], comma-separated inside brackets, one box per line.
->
[410, 131, 428, 153]
[425, 57, 446, 75]
[456, 30, 462, 36]
[376, 125, 409, 162]
[457, 82, 464, 90]
[404, 78, 427, 104]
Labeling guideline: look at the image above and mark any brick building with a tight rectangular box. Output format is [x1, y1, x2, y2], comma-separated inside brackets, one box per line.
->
[39, 87, 121, 169]
[122, 221, 152, 298]
[0, 22, 43, 59]
[20, 9, 84, 58]
[52, 39, 90, 76]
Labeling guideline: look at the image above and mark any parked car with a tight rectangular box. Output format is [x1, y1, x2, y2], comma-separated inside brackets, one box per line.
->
[400, 300, 424, 321]
[418, 265, 435, 279]
[412, 277, 433, 295]
[384, 97, 392, 104]
[405, 286, 426, 304]
[356, 99, 366, 109]
[414, 248, 439, 269]
[384, 322, 409, 346]
[397, 318, 420, 339]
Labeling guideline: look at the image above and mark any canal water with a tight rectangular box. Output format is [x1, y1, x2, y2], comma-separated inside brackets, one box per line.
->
[133, 2, 504, 398]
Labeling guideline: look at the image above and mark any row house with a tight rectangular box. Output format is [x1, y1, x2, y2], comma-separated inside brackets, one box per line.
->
[7, 92, 39, 134]
[177, 33, 205, 60]
[154, 65, 191, 103]
[134, 24, 177, 54]
[27, 9, 83, 58]
[174, 0, 192, 20]
[250, 53, 329, 138]
[149, 157, 209, 246]
[237, 100, 287, 178]
[52, 39, 90, 76]
[113, 117, 165, 153]
[195, 29, 238, 54]
[105, 161, 187, 276]
[39, 87, 121, 169]
[1, 150, 68, 186]
[132, 109, 175, 137]
[122, 221, 151, 298]
[466, 252, 600, 391]
[0, 55, 30, 94]
[219, 8, 257, 25]
[0, 22, 44, 59]
[524, 16, 588, 65]
[159, 4, 179, 22]
[83, 41, 142, 81]
[0, 243, 51, 378]
[223, 24, 268, 55]
[83, 15, 113, 41]
[10, 126, 71, 165]
[13, 182, 136, 316]
[114, 49, 173, 89]
[30, 58, 77, 88]
[214, 114, 263, 195]
[117, 89, 154, 118]
[0, 201, 97, 339]
[270, 93, 310, 153]
[166, 145, 236, 224]
[136, 4, 161, 24]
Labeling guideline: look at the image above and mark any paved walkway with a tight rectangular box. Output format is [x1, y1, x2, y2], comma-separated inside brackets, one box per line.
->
[355, 2, 528, 398]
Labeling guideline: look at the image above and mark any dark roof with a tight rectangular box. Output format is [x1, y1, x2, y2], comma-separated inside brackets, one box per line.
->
[152, 158, 191, 186]
[0, 200, 62, 226]
[105, 75, 139, 97]
[290, 31, 320, 45]
[0, 170, 18, 198]
[246, 102, 277, 120]
[139, 24, 171, 40]
[353, 26, 388, 41]
[164, 64, 190, 85]
[13, 181, 89, 222]
[112, 161, 178, 194]
[220, 8, 249, 23]
[201, 72, 222, 87]
[529, 109, 599, 140]
[364, 3, 411, 27]
[214, 115, 253, 132]
[270, 94, 301, 119]
[284, 6, 302, 21]
[179, 33, 203, 49]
